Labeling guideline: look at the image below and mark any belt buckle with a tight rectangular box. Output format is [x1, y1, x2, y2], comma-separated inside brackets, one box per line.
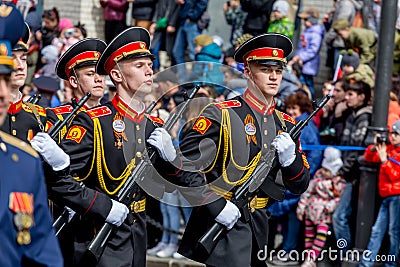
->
[130, 201, 141, 213]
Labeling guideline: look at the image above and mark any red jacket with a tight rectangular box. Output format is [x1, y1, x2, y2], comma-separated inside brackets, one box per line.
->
[364, 144, 400, 197]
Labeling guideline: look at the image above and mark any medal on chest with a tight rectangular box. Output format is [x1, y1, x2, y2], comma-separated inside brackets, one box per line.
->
[244, 114, 257, 145]
[113, 112, 128, 150]
[9, 192, 34, 245]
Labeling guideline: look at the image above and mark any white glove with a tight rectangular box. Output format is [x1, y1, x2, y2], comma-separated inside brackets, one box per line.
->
[272, 132, 296, 167]
[30, 132, 70, 171]
[215, 201, 241, 230]
[147, 128, 176, 162]
[65, 207, 76, 223]
[105, 199, 129, 227]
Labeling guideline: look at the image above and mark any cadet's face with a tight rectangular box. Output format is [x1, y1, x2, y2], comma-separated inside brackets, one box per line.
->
[120, 57, 154, 96]
[75, 65, 105, 101]
[244, 63, 283, 100]
[0, 74, 11, 126]
[345, 90, 365, 108]
[11, 50, 27, 90]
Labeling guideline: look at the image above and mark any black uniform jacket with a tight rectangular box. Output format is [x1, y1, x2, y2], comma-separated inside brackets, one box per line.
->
[174, 89, 310, 267]
[59, 94, 171, 267]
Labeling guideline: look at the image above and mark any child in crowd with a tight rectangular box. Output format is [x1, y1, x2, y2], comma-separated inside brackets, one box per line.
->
[297, 147, 346, 267]
[340, 49, 375, 88]
[267, 0, 295, 40]
[361, 121, 400, 267]
[288, 7, 325, 98]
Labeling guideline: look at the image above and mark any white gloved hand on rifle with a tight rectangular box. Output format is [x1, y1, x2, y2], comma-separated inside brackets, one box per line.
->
[215, 200, 241, 230]
[147, 128, 176, 162]
[272, 132, 296, 167]
[105, 199, 129, 227]
[30, 132, 70, 171]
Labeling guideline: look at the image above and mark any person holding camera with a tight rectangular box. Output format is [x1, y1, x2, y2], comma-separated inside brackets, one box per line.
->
[361, 121, 400, 267]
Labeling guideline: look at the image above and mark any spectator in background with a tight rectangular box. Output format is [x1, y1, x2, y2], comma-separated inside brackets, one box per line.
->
[37, 7, 59, 48]
[297, 147, 346, 267]
[285, 91, 323, 177]
[32, 76, 60, 108]
[223, 0, 247, 46]
[240, 0, 275, 36]
[324, 0, 363, 71]
[319, 78, 351, 145]
[361, 123, 400, 267]
[289, 8, 325, 99]
[100, 0, 129, 44]
[275, 62, 302, 111]
[38, 45, 59, 81]
[130, 0, 157, 30]
[173, 0, 208, 83]
[267, 0, 295, 40]
[267, 190, 302, 266]
[341, 49, 375, 88]
[188, 34, 224, 95]
[332, 19, 377, 66]
[221, 66, 246, 99]
[149, 0, 180, 72]
[333, 80, 372, 253]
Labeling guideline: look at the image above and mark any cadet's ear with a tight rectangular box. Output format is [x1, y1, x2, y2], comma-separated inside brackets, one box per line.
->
[244, 66, 251, 79]
[69, 75, 78, 89]
[109, 68, 122, 84]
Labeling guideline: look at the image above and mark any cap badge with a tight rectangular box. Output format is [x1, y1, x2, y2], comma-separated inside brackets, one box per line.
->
[140, 42, 145, 49]
[272, 49, 279, 57]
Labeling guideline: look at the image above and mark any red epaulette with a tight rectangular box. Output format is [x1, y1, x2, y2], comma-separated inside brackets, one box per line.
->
[86, 106, 112, 119]
[22, 103, 47, 116]
[278, 111, 296, 124]
[214, 100, 242, 109]
[50, 105, 73, 115]
[149, 115, 164, 125]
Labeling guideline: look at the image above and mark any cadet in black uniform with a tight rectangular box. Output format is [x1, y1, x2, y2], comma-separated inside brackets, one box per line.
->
[54, 27, 176, 266]
[163, 33, 311, 267]
[30, 37, 130, 266]
[0, 22, 49, 142]
[0, 3, 63, 266]
[46, 38, 107, 141]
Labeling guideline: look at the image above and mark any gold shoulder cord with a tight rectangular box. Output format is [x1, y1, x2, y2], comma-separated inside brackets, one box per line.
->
[202, 108, 261, 186]
[274, 110, 287, 132]
[25, 103, 44, 132]
[74, 118, 136, 195]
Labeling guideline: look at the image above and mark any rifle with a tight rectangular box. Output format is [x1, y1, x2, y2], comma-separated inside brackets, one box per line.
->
[47, 92, 91, 140]
[197, 94, 331, 255]
[26, 93, 41, 104]
[82, 85, 200, 262]
[50, 93, 91, 235]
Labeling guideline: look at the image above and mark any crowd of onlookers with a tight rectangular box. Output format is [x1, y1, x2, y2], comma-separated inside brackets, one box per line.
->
[14, 0, 400, 265]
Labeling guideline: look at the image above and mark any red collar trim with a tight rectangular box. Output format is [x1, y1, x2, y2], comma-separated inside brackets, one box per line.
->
[111, 94, 145, 122]
[243, 90, 275, 115]
[8, 98, 23, 114]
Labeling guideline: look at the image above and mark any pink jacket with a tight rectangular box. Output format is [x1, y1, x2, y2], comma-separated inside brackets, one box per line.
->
[100, 0, 129, 21]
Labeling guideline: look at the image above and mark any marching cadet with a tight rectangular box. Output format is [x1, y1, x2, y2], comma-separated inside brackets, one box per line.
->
[37, 27, 177, 266]
[30, 38, 130, 266]
[160, 33, 311, 267]
[46, 38, 107, 141]
[0, 22, 49, 142]
[0, 3, 63, 266]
